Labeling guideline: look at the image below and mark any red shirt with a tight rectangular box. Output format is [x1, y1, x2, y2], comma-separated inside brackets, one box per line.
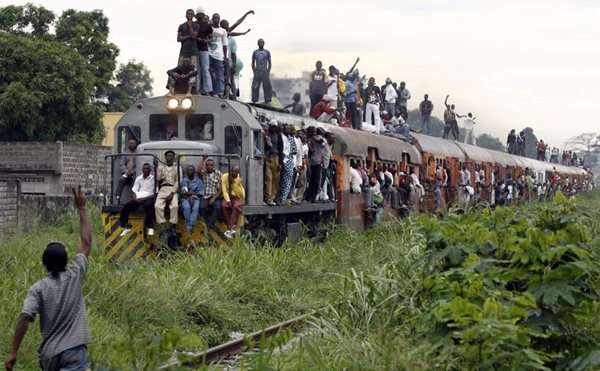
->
[311, 100, 335, 119]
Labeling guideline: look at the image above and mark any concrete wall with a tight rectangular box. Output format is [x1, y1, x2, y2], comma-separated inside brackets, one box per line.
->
[0, 181, 19, 237]
[0, 142, 111, 195]
[62, 144, 111, 194]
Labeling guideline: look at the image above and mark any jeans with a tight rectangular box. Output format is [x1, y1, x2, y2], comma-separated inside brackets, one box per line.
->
[198, 51, 212, 94]
[119, 196, 155, 229]
[384, 102, 395, 116]
[421, 114, 431, 135]
[115, 174, 134, 202]
[209, 57, 225, 95]
[451, 120, 459, 140]
[181, 198, 201, 231]
[40, 345, 88, 371]
[442, 123, 451, 139]
[252, 70, 272, 103]
[201, 197, 221, 228]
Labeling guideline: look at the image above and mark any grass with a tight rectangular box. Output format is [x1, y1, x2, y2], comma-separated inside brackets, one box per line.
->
[0, 206, 423, 370]
[246, 190, 600, 371]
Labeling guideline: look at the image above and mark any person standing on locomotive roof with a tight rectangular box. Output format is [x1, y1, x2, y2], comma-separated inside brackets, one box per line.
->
[155, 150, 179, 230]
[5, 187, 91, 371]
[177, 9, 200, 71]
[309, 61, 328, 112]
[419, 94, 434, 135]
[115, 137, 138, 204]
[194, 7, 213, 95]
[208, 13, 228, 97]
[251, 38, 272, 104]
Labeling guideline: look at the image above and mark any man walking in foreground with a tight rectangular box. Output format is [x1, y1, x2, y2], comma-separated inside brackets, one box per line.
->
[5, 186, 92, 371]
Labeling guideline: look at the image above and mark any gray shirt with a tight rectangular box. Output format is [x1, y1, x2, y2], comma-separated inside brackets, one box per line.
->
[22, 254, 90, 360]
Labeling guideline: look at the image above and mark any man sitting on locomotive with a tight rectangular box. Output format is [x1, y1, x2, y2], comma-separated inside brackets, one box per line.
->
[119, 163, 156, 237]
[197, 157, 222, 230]
[115, 137, 139, 205]
[167, 57, 198, 95]
[221, 166, 245, 238]
[181, 165, 204, 233]
[155, 151, 179, 232]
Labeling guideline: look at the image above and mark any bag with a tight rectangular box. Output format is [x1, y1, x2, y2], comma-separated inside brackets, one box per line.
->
[372, 192, 384, 206]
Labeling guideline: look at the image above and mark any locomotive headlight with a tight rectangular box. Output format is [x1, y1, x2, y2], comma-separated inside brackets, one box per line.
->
[167, 98, 179, 110]
[181, 97, 193, 110]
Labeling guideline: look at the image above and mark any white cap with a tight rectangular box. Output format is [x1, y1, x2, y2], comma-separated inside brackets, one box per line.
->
[268, 119, 278, 126]
[196, 6, 205, 15]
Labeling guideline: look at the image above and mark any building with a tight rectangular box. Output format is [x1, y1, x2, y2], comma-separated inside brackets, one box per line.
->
[251, 72, 311, 113]
[103, 112, 125, 146]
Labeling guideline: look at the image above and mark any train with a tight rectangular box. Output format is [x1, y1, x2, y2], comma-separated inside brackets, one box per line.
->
[101, 94, 592, 262]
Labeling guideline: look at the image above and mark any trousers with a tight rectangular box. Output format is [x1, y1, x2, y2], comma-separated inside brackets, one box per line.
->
[209, 57, 225, 95]
[181, 198, 201, 231]
[222, 197, 243, 229]
[252, 70, 272, 103]
[264, 155, 280, 203]
[40, 345, 87, 371]
[119, 196, 155, 228]
[155, 186, 179, 224]
[198, 51, 212, 94]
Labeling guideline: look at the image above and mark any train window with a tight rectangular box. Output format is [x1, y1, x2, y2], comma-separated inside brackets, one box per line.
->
[117, 126, 141, 153]
[224, 126, 242, 156]
[185, 114, 214, 140]
[253, 130, 263, 158]
[149, 114, 178, 141]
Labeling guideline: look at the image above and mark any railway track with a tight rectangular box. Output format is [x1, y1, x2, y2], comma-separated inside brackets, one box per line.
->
[159, 310, 317, 369]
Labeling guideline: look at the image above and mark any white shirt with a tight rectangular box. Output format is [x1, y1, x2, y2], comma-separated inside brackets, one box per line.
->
[209, 26, 228, 61]
[384, 170, 393, 183]
[384, 84, 398, 104]
[294, 137, 304, 167]
[327, 75, 339, 99]
[281, 133, 292, 161]
[463, 117, 476, 130]
[132, 174, 155, 199]
[350, 167, 362, 193]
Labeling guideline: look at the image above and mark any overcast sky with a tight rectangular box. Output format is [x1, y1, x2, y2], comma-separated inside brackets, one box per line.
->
[10, 0, 600, 146]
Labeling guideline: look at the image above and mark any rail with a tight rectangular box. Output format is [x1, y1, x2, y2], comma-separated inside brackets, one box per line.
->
[103, 153, 160, 206]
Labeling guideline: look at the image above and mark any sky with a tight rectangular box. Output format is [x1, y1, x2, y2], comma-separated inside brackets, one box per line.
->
[8, 0, 600, 146]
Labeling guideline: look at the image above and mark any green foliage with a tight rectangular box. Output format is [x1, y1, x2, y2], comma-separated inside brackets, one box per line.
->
[0, 3, 54, 36]
[55, 9, 120, 98]
[0, 33, 104, 142]
[477, 132, 505, 151]
[107, 60, 154, 112]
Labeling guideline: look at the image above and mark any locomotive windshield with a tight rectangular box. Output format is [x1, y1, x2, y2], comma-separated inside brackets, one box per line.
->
[149, 114, 178, 140]
[185, 114, 214, 140]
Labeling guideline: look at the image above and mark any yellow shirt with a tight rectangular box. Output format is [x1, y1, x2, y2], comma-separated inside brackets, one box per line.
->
[221, 173, 245, 203]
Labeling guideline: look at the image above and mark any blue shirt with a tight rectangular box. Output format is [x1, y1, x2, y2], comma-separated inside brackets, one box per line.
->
[181, 176, 204, 199]
[252, 49, 271, 72]
[345, 78, 357, 103]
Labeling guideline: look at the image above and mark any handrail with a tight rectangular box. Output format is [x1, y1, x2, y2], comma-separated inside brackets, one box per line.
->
[103, 153, 160, 206]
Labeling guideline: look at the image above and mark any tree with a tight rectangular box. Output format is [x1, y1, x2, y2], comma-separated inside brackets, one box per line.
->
[564, 133, 600, 153]
[0, 3, 55, 36]
[106, 60, 154, 112]
[476, 133, 505, 152]
[55, 9, 119, 98]
[521, 127, 538, 158]
[0, 33, 103, 142]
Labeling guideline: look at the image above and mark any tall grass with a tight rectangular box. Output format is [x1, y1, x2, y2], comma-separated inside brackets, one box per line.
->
[0, 206, 422, 370]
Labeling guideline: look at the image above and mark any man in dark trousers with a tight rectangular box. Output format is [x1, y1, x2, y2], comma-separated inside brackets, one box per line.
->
[251, 38, 272, 104]
[115, 137, 138, 204]
[177, 9, 200, 70]
[166, 58, 198, 95]
[419, 94, 434, 135]
[5, 187, 92, 371]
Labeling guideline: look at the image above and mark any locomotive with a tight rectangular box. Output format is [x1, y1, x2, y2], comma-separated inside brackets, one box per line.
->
[101, 94, 590, 262]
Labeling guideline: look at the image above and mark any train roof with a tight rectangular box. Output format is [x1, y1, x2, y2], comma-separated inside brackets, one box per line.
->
[412, 134, 466, 161]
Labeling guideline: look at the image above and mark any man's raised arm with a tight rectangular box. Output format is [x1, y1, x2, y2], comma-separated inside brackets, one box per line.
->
[73, 186, 92, 257]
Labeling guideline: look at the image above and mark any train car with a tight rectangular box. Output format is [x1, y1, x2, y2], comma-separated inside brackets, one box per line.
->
[101, 94, 591, 262]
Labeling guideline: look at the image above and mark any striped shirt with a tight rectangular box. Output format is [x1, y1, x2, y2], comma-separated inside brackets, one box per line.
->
[22, 254, 90, 360]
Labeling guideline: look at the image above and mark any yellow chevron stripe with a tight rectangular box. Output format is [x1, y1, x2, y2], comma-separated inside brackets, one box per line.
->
[116, 233, 142, 263]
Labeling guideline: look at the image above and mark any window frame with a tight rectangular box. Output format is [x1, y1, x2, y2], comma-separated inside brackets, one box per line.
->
[185, 113, 215, 141]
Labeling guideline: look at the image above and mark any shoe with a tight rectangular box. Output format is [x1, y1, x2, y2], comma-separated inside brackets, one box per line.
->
[224, 230, 233, 239]
[267, 201, 277, 206]
[119, 228, 131, 237]
[115, 196, 121, 205]
[147, 228, 155, 236]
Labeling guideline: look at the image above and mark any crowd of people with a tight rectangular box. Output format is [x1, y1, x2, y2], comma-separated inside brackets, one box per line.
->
[263, 122, 336, 206]
[506, 130, 582, 166]
[116, 142, 246, 242]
